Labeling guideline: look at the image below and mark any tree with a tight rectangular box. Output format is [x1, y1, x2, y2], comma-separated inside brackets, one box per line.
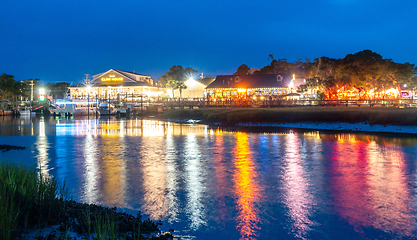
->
[167, 80, 187, 100]
[0, 73, 16, 109]
[159, 65, 198, 87]
[45, 82, 70, 99]
[253, 56, 314, 77]
[234, 64, 250, 75]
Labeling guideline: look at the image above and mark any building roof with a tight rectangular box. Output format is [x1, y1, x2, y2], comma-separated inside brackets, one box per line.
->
[90, 69, 153, 87]
[92, 69, 151, 80]
[197, 77, 216, 86]
[206, 74, 293, 89]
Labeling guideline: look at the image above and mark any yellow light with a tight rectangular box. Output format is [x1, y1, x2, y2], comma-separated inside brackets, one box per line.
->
[238, 89, 246, 93]
[101, 74, 124, 81]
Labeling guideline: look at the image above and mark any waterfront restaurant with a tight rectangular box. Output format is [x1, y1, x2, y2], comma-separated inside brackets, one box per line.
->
[69, 69, 165, 100]
[171, 77, 216, 99]
[205, 74, 295, 100]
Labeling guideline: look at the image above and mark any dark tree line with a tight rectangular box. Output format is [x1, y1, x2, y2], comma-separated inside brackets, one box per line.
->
[0, 73, 70, 108]
[234, 50, 417, 95]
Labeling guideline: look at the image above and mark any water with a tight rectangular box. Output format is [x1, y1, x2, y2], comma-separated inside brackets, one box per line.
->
[1, 116, 417, 239]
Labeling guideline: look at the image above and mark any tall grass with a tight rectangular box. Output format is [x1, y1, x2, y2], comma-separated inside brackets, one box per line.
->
[161, 107, 417, 126]
[0, 162, 65, 239]
[93, 212, 118, 240]
[0, 162, 172, 239]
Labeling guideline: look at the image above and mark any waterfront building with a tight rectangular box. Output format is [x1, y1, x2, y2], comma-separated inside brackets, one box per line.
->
[170, 77, 216, 99]
[68, 69, 165, 100]
[205, 74, 296, 100]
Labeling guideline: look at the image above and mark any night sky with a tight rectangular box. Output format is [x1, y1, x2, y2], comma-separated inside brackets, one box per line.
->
[1, 0, 416, 84]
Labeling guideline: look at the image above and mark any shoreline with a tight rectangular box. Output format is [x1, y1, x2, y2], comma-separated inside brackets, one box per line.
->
[167, 119, 417, 135]
[159, 108, 417, 135]
[233, 122, 417, 135]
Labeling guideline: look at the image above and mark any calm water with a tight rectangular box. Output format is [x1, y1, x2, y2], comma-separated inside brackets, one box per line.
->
[1, 116, 417, 239]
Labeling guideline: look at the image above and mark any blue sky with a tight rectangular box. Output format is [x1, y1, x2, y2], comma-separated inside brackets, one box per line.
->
[1, 0, 416, 84]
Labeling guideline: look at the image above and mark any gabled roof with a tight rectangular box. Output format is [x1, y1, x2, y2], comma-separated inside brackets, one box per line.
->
[206, 74, 292, 89]
[91, 69, 152, 87]
[197, 77, 216, 86]
[92, 69, 150, 80]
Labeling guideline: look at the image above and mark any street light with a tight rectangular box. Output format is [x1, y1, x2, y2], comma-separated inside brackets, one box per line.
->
[39, 88, 46, 102]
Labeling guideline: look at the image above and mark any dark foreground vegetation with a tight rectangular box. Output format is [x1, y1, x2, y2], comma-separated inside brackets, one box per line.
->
[0, 162, 173, 240]
[0, 144, 25, 152]
[161, 107, 417, 126]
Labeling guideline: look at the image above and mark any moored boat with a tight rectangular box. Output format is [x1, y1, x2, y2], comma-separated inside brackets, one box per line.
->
[98, 103, 116, 115]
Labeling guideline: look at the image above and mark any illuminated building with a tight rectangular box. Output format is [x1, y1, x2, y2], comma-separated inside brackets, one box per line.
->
[206, 74, 301, 100]
[69, 69, 165, 100]
[170, 77, 215, 99]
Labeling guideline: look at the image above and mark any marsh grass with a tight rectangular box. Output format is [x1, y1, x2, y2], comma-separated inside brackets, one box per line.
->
[161, 107, 417, 126]
[0, 162, 65, 239]
[93, 212, 118, 240]
[0, 162, 172, 239]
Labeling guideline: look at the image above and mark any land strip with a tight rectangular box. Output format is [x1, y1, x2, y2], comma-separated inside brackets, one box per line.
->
[160, 107, 417, 134]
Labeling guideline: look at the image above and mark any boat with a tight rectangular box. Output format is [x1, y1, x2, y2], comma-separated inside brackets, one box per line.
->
[115, 107, 131, 116]
[54, 100, 97, 116]
[98, 103, 116, 115]
[19, 110, 36, 116]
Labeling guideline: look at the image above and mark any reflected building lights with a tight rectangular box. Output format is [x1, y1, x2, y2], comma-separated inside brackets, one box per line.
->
[82, 133, 99, 203]
[164, 134, 179, 223]
[233, 132, 261, 239]
[185, 133, 206, 229]
[330, 139, 416, 237]
[140, 135, 168, 220]
[282, 133, 315, 238]
[99, 138, 127, 207]
[54, 119, 211, 137]
[36, 117, 50, 178]
[8, 116, 417, 239]
[212, 132, 233, 227]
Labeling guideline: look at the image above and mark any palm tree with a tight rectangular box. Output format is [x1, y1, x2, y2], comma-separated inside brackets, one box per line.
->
[177, 81, 187, 99]
[167, 80, 179, 98]
[167, 80, 187, 107]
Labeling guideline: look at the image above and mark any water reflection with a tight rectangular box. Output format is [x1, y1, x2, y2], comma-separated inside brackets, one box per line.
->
[1, 117, 417, 239]
[164, 134, 180, 223]
[233, 132, 261, 239]
[329, 138, 416, 237]
[185, 134, 206, 229]
[82, 132, 99, 203]
[212, 130, 233, 228]
[282, 133, 315, 239]
[139, 135, 168, 220]
[97, 137, 127, 207]
[36, 117, 50, 178]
